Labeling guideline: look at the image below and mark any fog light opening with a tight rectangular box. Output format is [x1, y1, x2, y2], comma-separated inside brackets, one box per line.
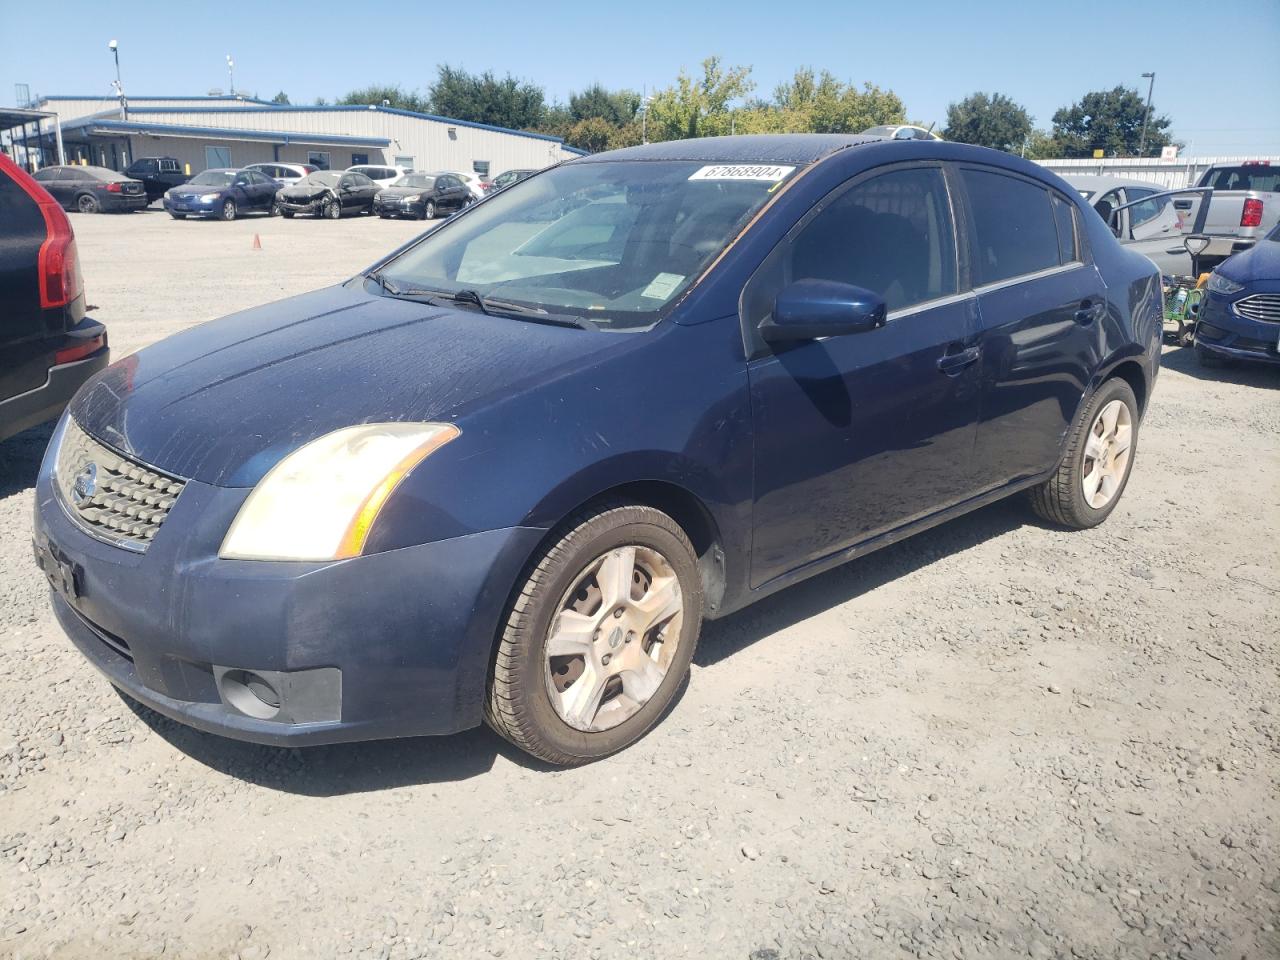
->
[219, 669, 282, 720]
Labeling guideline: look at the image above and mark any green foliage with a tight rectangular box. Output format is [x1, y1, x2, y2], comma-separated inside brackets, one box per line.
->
[1050, 86, 1172, 158]
[769, 70, 905, 134]
[428, 65, 546, 130]
[569, 85, 641, 126]
[1021, 129, 1059, 161]
[646, 57, 755, 141]
[943, 92, 1031, 152]
[270, 90, 291, 105]
[563, 117, 616, 153]
[338, 85, 426, 112]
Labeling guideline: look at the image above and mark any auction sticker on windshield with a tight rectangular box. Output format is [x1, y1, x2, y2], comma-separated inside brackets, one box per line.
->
[688, 164, 796, 182]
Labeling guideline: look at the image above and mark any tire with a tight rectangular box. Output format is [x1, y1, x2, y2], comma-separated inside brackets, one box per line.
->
[486, 502, 703, 766]
[323, 196, 341, 220]
[76, 194, 99, 214]
[1195, 343, 1227, 368]
[220, 199, 237, 222]
[1028, 377, 1139, 530]
[423, 200, 436, 220]
[268, 202, 280, 217]
[377, 212, 390, 219]
[280, 210, 294, 219]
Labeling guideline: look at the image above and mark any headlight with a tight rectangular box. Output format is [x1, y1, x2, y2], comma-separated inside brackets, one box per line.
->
[1207, 272, 1244, 296]
[200, 193, 220, 202]
[219, 422, 460, 561]
[405, 194, 422, 202]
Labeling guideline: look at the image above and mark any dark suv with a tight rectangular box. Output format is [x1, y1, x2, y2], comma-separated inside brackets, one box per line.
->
[123, 156, 190, 203]
[0, 156, 110, 443]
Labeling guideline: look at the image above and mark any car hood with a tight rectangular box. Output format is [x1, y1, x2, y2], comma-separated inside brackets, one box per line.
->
[280, 184, 333, 198]
[378, 187, 425, 198]
[70, 283, 627, 487]
[172, 184, 226, 196]
[1219, 237, 1280, 283]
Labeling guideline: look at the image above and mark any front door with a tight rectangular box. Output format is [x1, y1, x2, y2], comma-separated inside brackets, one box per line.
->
[746, 164, 982, 588]
[957, 166, 1105, 491]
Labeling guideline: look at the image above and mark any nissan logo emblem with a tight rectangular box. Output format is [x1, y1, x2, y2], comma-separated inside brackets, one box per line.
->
[72, 462, 98, 506]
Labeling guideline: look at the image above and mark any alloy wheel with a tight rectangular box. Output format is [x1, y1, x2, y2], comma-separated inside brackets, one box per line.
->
[77, 195, 97, 214]
[222, 199, 236, 221]
[544, 545, 684, 733]
[1081, 399, 1133, 509]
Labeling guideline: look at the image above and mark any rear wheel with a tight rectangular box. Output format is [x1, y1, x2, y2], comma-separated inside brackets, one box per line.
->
[486, 503, 702, 766]
[220, 199, 237, 222]
[1028, 378, 1139, 529]
[76, 194, 99, 214]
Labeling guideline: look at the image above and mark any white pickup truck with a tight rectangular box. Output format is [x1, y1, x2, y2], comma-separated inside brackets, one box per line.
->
[1174, 162, 1280, 263]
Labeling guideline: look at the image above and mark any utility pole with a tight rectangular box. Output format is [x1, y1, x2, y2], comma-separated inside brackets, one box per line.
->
[108, 40, 126, 120]
[1138, 72, 1156, 157]
[226, 55, 235, 97]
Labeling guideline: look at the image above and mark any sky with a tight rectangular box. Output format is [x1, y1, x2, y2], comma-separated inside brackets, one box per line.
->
[3, 0, 1278, 157]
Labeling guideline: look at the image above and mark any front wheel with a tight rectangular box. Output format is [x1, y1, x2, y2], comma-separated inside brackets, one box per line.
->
[221, 199, 237, 222]
[1028, 377, 1139, 529]
[323, 197, 341, 219]
[423, 200, 436, 220]
[486, 503, 703, 766]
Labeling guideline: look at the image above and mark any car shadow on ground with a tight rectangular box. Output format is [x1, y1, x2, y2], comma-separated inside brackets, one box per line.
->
[127, 495, 1032, 795]
[1161, 344, 1280, 389]
[0, 422, 54, 499]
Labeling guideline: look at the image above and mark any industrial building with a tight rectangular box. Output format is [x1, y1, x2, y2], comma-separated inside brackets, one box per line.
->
[2, 94, 585, 178]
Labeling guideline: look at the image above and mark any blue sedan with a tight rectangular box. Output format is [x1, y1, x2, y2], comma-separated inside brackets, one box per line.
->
[163, 168, 280, 221]
[1194, 222, 1280, 367]
[34, 135, 1162, 765]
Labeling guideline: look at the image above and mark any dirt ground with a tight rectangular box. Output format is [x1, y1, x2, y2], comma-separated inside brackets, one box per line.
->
[1, 210, 1277, 960]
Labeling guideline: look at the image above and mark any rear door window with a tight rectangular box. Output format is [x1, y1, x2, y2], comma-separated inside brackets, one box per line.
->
[1050, 194, 1078, 264]
[961, 168, 1062, 285]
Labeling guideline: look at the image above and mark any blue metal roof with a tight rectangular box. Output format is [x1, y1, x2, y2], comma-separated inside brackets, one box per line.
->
[118, 104, 569, 145]
[41, 95, 280, 106]
[61, 116, 391, 148]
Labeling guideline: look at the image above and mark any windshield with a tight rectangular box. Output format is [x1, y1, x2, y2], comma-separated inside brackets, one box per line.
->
[1201, 165, 1280, 192]
[190, 171, 234, 187]
[296, 172, 342, 188]
[375, 159, 794, 329]
[393, 174, 435, 189]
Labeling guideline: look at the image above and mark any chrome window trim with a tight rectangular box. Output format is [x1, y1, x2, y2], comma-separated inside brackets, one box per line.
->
[972, 261, 1085, 297]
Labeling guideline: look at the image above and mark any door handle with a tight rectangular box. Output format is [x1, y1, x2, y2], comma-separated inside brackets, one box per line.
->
[937, 345, 980, 375]
[1074, 300, 1103, 325]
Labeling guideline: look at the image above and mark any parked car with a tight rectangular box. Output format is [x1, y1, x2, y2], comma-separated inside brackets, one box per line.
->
[1176, 162, 1280, 263]
[347, 164, 408, 188]
[34, 135, 1161, 767]
[373, 172, 472, 220]
[29, 165, 147, 214]
[276, 170, 379, 219]
[122, 156, 189, 203]
[488, 168, 538, 192]
[1065, 174, 1192, 276]
[1192, 221, 1280, 368]
[448, 171, 487, 200]
[0, 155, 109, 443]
[245, 162, 317, 187]
[162, 168, 281, 221]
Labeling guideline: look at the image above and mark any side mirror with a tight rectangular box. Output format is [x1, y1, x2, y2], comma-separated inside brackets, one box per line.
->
[760, 279, 887, 343]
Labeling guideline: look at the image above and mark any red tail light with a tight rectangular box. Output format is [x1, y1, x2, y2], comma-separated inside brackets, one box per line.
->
[105, 181, 122, 193]
[1241, 198, 1263, 228]
[54, 333, 106, 365]
[0, 156, 86, 310]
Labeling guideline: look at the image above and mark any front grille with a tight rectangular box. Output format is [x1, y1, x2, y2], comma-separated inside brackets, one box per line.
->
[1235, 294, 1280, 324]
[55, 419, 185, 552]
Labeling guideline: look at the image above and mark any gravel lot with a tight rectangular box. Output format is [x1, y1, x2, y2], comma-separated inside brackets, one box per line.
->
[1, 210, 1277, 960]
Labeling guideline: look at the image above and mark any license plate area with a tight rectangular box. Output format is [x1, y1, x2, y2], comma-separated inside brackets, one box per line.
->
[33, 537, 82, 600]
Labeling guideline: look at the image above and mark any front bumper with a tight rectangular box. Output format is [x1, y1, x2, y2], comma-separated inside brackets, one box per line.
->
[374, 197, 424, 218]
[1196, 288, 1280, 365]
[277, 197, 326, 216]
[164, 196, 220, 216]
[33, 421, 544, 746]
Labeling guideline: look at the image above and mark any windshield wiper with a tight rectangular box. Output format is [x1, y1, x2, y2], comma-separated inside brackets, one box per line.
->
[451, 288, 491, 315]
[368, 279, 593, 330]
[365, 270, 403, 296]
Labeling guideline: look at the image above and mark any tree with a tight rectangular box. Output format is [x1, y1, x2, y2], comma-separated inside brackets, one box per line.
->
[770, 69, 904, 134]
[569, 85, 641, 126]
[563, 117, 615, 153]
[1050, 86, 1172, 158]
[428, 65, 546, 130]
[646, 56, 755, 141]
[339, 85, 426, 112]
[271, 90, 291, 105]
[943, 92, 1031, 152]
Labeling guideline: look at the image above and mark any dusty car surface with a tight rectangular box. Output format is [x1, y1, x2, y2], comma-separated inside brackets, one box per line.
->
[34, 134, 1161, 766]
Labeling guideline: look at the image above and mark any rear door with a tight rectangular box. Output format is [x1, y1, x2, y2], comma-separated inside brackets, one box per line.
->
[959, 165, 1104, 492]
[745, 163, 982, 587]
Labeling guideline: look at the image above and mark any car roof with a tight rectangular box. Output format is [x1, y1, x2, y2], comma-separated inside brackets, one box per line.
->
[580, 133, 885, 165]
[1061, 174, 1167, 193]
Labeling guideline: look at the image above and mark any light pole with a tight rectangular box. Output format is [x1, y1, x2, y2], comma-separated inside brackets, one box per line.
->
[1138, 72, 1156, 157]
[108, 39, 125, 120]
[226, 55, 235, 97]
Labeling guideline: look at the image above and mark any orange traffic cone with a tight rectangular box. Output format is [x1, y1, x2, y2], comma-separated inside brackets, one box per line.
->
[252, 233, 262, 250]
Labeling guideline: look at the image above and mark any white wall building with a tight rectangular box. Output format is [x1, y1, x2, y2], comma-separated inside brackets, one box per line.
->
[11, 95, 584, 177]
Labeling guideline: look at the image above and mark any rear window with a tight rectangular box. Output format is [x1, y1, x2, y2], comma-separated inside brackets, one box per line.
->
[1199, 165, 1280, 192]
[961, 168, 1062, 285]
[1051, 194, 1078, 264]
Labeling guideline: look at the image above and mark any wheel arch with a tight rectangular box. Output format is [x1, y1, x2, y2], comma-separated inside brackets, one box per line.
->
[1101, 357, 1149, 414]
